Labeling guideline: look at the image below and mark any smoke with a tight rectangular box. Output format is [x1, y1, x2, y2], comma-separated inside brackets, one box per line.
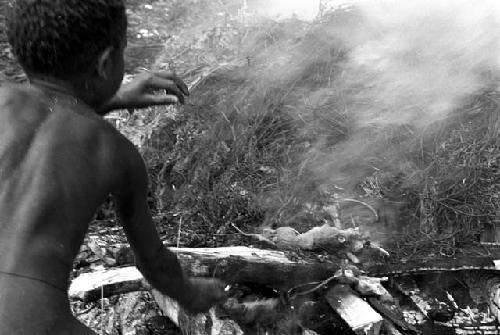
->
[155, 0, 500, 232]
[246, 0, 320, 21]
[237, 0, 500, 228]
[262, 0, 500, 191]
[347, 0, 500, 128]
[296, 0, 500, 232]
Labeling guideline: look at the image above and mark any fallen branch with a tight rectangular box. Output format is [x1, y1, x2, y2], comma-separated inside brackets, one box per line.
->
[70, 267, 149, 302]
[71, 246, 342, 302]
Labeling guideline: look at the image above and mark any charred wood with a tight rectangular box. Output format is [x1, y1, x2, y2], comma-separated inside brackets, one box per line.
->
[325, 285, 383, 335]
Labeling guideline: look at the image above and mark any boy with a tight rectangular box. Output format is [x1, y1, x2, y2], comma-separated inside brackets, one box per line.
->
[1, 1, 227, 334]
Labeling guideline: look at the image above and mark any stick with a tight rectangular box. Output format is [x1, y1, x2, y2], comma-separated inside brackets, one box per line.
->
[340, 198, 379, 220]
[230, 223, 277, 247]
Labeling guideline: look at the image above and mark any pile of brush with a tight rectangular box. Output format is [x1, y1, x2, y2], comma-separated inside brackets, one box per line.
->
[115, 2, 500, 263]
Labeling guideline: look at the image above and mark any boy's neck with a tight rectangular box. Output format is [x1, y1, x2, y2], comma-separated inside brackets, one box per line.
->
[29, 76, 96, 109]
[30, 78, 77, 97]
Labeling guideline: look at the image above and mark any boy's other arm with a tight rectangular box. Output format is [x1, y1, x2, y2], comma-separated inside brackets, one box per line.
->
[113, 141, 190, 300]
[99, 71, 190, 114]
[112, 140, 227, 313]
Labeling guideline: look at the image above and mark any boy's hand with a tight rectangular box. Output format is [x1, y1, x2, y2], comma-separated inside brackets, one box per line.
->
[180, 278, 228, 314]
[111, 71, 190, 110]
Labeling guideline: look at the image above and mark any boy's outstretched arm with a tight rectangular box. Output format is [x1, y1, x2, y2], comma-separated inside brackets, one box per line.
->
[99, 71, 190, 114]
[113, 140, 226, 313]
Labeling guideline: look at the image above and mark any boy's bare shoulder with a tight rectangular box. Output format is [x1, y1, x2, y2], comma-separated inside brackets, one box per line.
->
[70, 106, 142, 173]
[0, 83, 37, 95]
[65, 105, 140, 165]
[0, 83, 138, 162]
[0, 83, 47, 108]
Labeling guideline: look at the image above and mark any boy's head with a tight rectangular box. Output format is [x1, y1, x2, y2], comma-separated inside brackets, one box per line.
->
[7, 0, 127, 106]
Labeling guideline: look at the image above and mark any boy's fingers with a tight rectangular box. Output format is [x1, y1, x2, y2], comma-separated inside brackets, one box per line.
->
[146, 94, 179, 106]
[149, 77, 186, 104]
[156, 71, 190, 96]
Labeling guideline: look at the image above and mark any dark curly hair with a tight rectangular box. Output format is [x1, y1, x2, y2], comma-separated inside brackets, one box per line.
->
[6, 0, 127, 79]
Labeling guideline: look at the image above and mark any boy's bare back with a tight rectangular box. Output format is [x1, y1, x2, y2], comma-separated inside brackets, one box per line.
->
[0, 85, 124, 289]
[1, 1, 226, 333]
[0, 85, 136, 333]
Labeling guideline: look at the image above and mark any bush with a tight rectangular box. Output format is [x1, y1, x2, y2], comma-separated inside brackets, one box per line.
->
[116, 4, 500, 252]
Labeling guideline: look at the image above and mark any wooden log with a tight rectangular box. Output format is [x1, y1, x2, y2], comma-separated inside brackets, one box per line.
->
[325, 285, 383, 335]
[151, 290, 181, 326]
[70, 267, 149, 302]
[115, 246, 341, 288]
[70, 246, 340, 302]
[152, 290, 244, 335]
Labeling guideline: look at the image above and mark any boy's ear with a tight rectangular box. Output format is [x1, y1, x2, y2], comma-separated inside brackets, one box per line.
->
[96, 47, 114, 79]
